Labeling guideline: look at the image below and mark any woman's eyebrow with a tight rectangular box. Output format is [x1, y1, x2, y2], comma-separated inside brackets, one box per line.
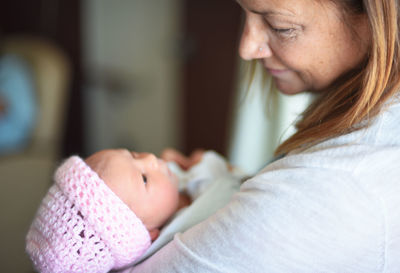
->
[250, 9, 295, 17]
[234, 0, 295, 17]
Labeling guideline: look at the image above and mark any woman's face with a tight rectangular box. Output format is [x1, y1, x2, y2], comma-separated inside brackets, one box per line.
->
[237, 0, 370, 95]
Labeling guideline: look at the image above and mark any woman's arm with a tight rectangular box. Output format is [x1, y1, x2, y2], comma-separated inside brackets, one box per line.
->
[120, 161, 382, 273]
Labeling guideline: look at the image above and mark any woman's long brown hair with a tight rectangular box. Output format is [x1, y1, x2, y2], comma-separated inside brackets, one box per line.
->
[271, 0, 400, 155]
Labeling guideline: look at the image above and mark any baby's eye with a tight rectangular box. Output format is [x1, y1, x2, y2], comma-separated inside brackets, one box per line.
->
[142, 174, 147, 184]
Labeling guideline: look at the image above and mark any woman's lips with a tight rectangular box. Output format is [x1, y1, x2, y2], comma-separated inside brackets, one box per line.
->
[265, 67, 289, 76]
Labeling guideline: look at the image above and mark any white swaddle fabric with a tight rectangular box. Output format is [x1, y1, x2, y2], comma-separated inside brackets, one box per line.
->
[133, 151, 246, 265]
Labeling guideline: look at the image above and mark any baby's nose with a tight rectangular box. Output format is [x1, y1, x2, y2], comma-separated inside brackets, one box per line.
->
[137, 152, 159, 167]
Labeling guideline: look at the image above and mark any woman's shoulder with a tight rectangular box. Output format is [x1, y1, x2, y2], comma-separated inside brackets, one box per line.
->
[241, 107, 400, 270]
[249, 104, 400, 207]
[256, 127, 400, 189]
[263, 98, 400, 175]
[246, 120, 400, 242]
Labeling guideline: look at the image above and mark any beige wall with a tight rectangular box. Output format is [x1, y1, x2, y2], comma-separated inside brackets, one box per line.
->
[82, 0, 183, 155]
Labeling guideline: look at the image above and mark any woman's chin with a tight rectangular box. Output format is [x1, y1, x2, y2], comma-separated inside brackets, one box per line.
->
[274, 79, 305, 95]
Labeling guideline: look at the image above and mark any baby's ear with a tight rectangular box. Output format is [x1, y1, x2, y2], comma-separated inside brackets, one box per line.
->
[148, 229, 160, 241]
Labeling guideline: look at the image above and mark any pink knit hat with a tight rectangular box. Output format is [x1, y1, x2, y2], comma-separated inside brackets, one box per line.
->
[26, 156, 151, 273]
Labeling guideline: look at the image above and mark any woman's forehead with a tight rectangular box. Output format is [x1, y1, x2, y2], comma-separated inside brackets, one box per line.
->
[238, 0, 343, 26]
[237, 0, 331, 15]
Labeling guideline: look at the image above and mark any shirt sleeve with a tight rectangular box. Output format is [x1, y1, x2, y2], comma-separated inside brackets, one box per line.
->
[119, 162, 383, 273]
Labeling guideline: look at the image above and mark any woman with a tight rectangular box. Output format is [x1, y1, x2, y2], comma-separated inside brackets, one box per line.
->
[108, 0, 399, 271]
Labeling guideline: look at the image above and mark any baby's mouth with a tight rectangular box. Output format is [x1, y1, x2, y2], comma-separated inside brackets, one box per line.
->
[160, 159, 179, 187]
[167, 168, 179, 187]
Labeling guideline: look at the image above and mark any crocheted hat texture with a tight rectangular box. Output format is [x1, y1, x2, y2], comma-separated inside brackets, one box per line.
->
[26, 156, 151, 273]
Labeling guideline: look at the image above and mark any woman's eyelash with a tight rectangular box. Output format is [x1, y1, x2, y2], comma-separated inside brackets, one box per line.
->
[142, 174, 147, 184]
[272, 28, 293, 34]
[262, 18, 296, 37]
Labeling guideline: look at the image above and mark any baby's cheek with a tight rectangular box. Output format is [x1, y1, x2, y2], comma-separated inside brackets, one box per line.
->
[166, 185, 180, 217]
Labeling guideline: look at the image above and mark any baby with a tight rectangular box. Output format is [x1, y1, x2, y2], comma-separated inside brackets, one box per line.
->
[26, 149, 244, 273]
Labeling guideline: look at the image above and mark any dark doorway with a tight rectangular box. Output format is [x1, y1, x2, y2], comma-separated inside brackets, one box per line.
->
[182, 0, 242, 156]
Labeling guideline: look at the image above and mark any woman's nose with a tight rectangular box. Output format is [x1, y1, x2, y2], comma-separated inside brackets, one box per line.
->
[239, 17, 272, 61]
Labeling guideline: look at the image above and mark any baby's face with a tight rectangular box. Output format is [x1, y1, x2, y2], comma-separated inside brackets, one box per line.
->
[85, 149, 179, 231]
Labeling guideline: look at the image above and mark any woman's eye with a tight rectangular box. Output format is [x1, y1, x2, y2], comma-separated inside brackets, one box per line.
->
[142, 174, 147, 184]
[262, 18, 296, 38]
[272, 28, 293, 34]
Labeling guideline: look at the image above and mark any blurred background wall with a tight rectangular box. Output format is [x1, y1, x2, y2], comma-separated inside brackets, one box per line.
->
[0, 0, 242, 271]
[82, 0, 183, 155]
[0, 0, 310, 271]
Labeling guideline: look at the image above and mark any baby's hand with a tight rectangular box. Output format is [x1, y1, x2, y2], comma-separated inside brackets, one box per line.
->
[161, 148, 205, 170]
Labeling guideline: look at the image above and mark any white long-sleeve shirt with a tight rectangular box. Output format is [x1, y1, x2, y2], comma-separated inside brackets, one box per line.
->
[122, 98, 400, 273]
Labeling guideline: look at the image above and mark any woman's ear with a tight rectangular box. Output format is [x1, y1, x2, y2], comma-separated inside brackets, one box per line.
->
[148, 228, 160, 241]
